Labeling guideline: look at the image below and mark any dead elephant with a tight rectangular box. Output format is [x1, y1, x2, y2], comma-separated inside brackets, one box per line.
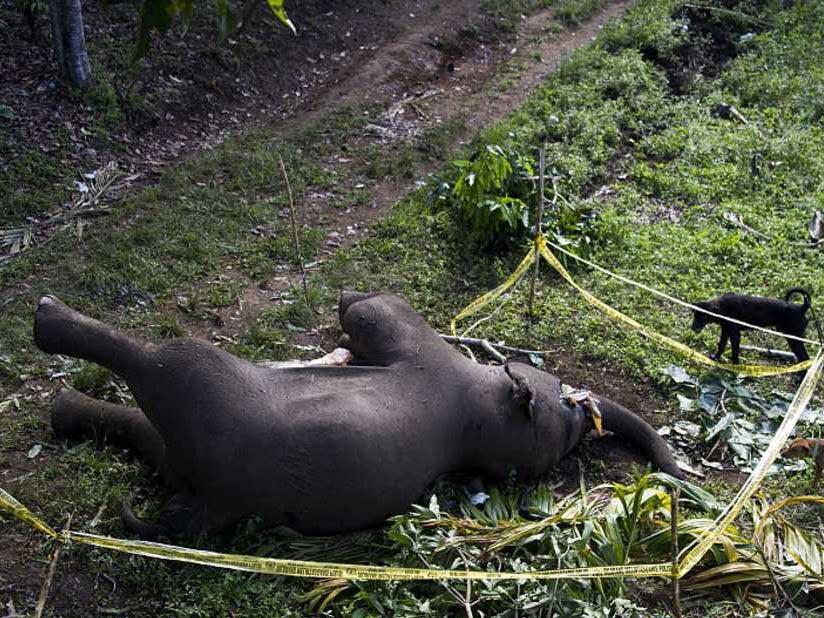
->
[34, 291, 683, 539]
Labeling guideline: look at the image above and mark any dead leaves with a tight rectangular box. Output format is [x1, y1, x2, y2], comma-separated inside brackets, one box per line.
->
[0, 162, 122, 263]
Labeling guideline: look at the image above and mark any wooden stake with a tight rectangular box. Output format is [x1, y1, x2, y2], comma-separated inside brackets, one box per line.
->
[670, 488, 683, 618]
[34, 514, 72, 618]
[528, 145, 546, 318]
[278, 156, 314, 315]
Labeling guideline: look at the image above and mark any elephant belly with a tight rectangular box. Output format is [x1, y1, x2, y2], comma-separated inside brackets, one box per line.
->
[163, 367, 458, 533]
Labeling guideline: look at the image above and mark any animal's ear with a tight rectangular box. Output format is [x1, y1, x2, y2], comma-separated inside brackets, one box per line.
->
[504, 363, 537, 418]
[783, 439, 812, 458]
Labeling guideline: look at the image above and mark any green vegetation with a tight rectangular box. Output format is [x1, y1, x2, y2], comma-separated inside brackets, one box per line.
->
[312, 473, 823, 616]
[3, 0, 824, 615]
[440, 143, 535, 244]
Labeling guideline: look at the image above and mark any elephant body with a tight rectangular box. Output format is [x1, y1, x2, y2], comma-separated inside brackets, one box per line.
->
[34, 292, 682, 538]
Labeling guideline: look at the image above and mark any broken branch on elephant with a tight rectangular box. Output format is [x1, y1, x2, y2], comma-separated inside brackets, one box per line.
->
[258, 347, 354, 369]
[439, 335, 546, 359]
[35, 291, 683, 540]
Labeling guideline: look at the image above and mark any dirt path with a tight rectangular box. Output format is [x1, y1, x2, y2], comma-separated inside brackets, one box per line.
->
[184, 0, 632, 344]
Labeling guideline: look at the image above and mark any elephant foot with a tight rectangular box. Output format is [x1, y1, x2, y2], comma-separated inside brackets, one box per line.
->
[34, 296, 151, 378]
[52, 388, 167, 472]
[52, 387, 96, 440]
[122, 493, 207, 541]
[34, 296, 83, 356]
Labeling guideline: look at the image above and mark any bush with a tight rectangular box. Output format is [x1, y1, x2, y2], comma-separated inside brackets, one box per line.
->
[438, 143, 536, 245]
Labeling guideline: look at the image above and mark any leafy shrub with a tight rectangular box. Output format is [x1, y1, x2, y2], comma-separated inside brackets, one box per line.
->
[600, 0, 687, 61]
[431, 142, 610, 254]
[547, 195, 601, 257]
[438, 144, 536, 245]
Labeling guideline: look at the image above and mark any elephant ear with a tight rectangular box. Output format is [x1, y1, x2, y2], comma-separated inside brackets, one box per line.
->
[504, 363, 537, 420]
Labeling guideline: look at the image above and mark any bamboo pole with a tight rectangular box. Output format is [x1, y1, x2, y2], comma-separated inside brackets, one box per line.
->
[671, 488, 683, 618]
[528, 144, 546, 317]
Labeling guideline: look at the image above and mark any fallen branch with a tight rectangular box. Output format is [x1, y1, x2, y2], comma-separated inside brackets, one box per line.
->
[480, 340, 507, 364]
[440, 335, 545, 358]
[42, 207, 112, 226]
[33, 514, 72, 618]
[384, 89, 443, 119]
[740, 344, 796, 361]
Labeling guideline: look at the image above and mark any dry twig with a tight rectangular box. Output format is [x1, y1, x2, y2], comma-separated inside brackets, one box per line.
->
[33, 514, 72, 618]
[440, 334, 545, 358]
[278, 156, 314, 315]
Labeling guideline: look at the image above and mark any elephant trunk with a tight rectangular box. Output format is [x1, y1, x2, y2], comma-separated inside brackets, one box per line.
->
[599, 399, 685, 479]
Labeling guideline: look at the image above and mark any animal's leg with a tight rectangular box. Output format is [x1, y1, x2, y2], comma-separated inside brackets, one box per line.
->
[813, 447, 824, 489]
[52, 388, 167, 473]
[121, 493, 207, 541]
[338, 291, 453, 367]
[729, 329, 742, 364]
[34, 296, 154, 380]
[713, 328, 730, 360]
[787, 338, 809, 363]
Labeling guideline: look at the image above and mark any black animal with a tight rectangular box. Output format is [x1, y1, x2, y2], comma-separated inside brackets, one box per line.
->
[691, 288, 813, 364]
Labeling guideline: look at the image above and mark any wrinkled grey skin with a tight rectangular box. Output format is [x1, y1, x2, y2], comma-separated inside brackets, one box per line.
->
[34, 291, 683, 539]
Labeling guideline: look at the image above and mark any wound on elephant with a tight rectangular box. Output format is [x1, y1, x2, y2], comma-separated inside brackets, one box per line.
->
[34, 291, 684, 540]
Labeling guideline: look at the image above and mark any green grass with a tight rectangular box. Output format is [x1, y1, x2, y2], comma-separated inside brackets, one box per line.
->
[323, 0, 824, 388]
[3, 0, 824, 615]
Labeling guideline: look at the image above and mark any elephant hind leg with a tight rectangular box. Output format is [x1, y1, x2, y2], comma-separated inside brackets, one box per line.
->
[34, 296, 153, 379]
[52, 388, 166, 473]
[121, 494, 207, 541]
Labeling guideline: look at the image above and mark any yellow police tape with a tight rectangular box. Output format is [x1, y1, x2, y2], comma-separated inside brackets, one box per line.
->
[452, 235, 813, 377]
[0, 486, 672, 580]
[0, 350, 820, 583]
[677, 349, 824, 576]
[1, 360, 822, 584]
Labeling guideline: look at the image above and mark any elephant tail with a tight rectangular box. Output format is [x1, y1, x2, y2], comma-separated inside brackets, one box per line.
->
[599, 399, 685, 479]
[121, 499, 160, 541]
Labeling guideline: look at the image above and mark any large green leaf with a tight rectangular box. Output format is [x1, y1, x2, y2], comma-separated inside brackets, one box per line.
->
[266, 0, 296, 34]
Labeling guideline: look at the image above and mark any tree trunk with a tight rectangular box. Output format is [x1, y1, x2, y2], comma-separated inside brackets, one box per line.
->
[49, 0, 91, 88]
